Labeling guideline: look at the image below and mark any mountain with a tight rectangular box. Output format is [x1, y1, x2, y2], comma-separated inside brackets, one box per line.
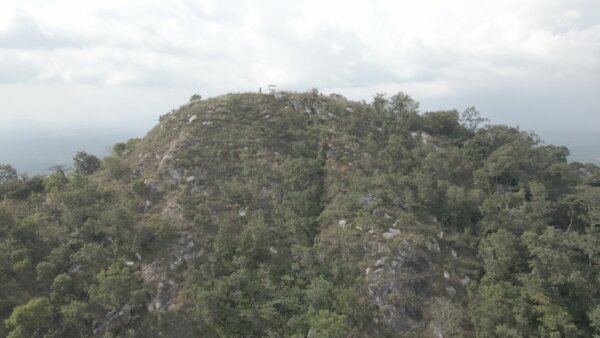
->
[1, 91, 599, 337]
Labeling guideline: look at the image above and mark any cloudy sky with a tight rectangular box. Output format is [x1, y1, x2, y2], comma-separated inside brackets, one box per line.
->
[1, 0, 599, 172]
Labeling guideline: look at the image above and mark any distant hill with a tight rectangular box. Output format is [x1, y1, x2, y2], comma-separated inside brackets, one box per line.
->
[1, 91, 599, 337]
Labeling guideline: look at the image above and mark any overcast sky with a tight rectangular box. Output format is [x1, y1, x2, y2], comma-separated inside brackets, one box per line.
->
[1, 0, 599, 171]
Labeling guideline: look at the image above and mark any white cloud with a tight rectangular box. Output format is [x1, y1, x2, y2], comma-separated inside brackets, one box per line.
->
[564, 9, 582, 21]
[0, 0, 598, 131]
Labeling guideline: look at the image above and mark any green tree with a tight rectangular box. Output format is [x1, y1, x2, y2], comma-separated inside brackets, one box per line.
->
[58, 300, 90, 338]
[0, 164, 18, 183]
[389, 91, 419, 115]
[88, 261, 140, 311]
[306, 308, 349, 338]
[372, 93, 388, 116]
[589, 305, 600, 337]
[0, 165, 24, 199]
[73, 151, 101, 175]
[460, 106, 488, 132]
[480, 229, 526, 281]
[43, 167, 69, 192]
[470, 281, 530, 337]
[5, 297, 52, 338]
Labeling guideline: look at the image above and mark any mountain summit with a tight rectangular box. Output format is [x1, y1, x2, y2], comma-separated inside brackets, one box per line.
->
[1, 91, 599, 337]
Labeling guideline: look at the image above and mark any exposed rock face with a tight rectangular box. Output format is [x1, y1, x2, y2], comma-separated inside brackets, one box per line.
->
[152, 280, 179, 312]
[410, 131, 432, 144]
[161, 167, 184, 185]
[93, 305, 131, 336]
[364, 241, 391, 256]
[162, 200, 184, 223]
[168, 232, 204, 271]
[160, 166, 206, 186]
[361, 193, 378, 206]
[382, 228, 401, 239]
[141, 261, 178, 313]
[366, 240, 433, 332]
[326, 142, 356, 160]
[140, 232, 203, 313]
[425, 237, 441, 253]
[446, 286, 457, 298]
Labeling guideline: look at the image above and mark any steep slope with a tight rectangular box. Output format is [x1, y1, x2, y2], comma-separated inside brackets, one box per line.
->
[123, 92, 466, 336]
[1, 91, 599, 338]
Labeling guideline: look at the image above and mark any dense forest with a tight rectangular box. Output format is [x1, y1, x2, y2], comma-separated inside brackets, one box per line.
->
[0, 91, 599, 337]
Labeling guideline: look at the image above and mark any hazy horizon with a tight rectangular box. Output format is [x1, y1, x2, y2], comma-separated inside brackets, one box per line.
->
[1, 90, 598, 176]
[1, 0, 598, 174]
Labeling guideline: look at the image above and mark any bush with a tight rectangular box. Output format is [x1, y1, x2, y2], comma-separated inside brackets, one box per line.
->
[190, 94, 202, 102]
[103, 157, 131, 180]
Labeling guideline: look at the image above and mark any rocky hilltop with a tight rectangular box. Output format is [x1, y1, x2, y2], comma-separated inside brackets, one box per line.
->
[1, 91, 599, 337]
